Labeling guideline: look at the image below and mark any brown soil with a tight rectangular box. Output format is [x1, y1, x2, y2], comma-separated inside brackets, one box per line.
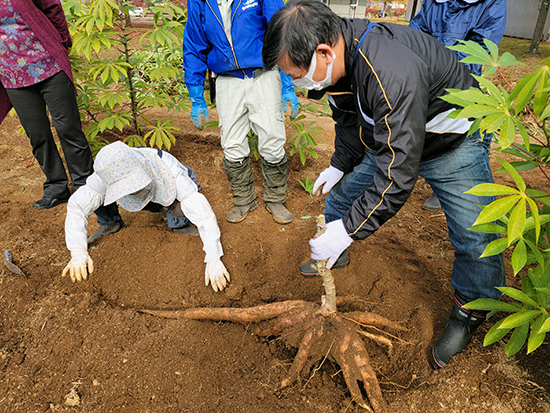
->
[1, 96, 549, 412]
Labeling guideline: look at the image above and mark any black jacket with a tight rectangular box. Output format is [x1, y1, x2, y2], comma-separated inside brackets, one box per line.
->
[312, 19, 478, 240]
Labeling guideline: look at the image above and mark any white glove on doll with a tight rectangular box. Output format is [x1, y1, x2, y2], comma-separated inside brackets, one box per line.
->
[310, 219, 353, 268]
[205, 258, 231, 292]
[62, 249, 94, 282]
[313, 165, 344, 195]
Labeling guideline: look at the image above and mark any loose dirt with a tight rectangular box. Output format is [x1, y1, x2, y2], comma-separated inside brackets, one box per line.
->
[0, 93, 549, 412]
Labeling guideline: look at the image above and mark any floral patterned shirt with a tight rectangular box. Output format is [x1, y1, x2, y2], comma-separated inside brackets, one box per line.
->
[0, 0, 61, 88]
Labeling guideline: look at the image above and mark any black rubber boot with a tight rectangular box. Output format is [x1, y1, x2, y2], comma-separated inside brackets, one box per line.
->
[87, 221, 125, 244]
[430, 292, 488, 369]
[299, 249, 350, 278]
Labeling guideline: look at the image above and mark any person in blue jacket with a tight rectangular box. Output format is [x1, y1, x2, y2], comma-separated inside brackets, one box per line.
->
[183, 0, 300, 225]
[410, 0, 507, 211]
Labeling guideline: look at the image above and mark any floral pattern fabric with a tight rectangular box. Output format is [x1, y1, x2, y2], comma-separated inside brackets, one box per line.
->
[0, 0, 60, 88]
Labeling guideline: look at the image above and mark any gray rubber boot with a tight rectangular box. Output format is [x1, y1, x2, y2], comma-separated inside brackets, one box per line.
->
[423, 192, 442, 211]
[261, 155, 291, 224]
[223, 157, 257, 223]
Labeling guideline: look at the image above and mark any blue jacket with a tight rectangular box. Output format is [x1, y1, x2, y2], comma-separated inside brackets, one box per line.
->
[409, 0, 507, 75]
[183, 0, 294, 93]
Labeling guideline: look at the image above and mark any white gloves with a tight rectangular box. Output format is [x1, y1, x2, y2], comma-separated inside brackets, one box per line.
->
[313, 165, 344, 195]
[310, 219, 353, 268]
[62, 249, 94, 282]
[205, 259, 231, 292]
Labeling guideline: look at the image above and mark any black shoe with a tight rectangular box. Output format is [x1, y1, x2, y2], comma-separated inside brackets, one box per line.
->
[87, 221, 125, 244]
[32, 196, 69, 209]
[429, 293, 488, 369]
[172, 225, 198, 236]
[299, 249, 350, 278]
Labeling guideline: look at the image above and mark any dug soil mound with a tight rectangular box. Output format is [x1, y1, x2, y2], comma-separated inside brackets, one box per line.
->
[0, 105, 548, 412]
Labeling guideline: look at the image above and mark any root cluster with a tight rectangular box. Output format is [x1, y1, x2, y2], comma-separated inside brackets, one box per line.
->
[140, 297, 406, 412]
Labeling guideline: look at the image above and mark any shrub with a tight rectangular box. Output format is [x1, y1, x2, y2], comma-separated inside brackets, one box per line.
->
[63, 0, 188, 152]
[441, 39, 550, 356]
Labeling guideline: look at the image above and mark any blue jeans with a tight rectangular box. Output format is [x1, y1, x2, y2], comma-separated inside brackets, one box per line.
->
[95, 203, 122, 226]
[95, 203, 190, 229]
[165, 213, 190, 229]
[324, 131, 505, 301]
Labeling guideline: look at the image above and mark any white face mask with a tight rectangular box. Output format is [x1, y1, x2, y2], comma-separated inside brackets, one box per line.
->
[292, 50, 336, 91]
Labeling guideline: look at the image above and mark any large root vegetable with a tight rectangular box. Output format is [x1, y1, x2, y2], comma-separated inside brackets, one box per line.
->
[139, 216, 406, 412]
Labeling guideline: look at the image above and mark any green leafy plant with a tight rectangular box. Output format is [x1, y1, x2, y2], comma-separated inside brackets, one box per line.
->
[297, 176, 315, 195]
[441, 39, 550, 356]
[286, 113, 323, 165]
[247, 130, 261, 160]
[63, 0, 188, 152]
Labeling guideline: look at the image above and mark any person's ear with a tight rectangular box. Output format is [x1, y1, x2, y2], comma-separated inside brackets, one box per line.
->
[316, 44, 334, 64]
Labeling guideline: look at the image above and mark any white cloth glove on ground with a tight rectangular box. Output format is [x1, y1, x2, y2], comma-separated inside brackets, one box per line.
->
[313, 165, 344, 195]
[205, 259, 231, 292]
[62, 249, 94, 282]
[310, 219, 353, 268]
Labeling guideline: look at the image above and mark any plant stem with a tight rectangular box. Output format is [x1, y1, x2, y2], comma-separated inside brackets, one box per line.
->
[118, 3, 141, 136]
[315, 215, 337, 315]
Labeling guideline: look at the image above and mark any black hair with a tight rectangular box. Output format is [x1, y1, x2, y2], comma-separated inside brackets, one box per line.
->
[262, 0, 343, 71]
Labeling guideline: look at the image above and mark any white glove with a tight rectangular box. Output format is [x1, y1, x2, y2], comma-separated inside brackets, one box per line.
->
[205, 259, 231, 292]
[313, 165, 344, 196]
[310, 219, 353, 268]
[62, 249, 94, 282]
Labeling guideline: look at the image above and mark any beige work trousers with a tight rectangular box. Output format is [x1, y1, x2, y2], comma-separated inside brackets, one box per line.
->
[215, 69, 286, 164]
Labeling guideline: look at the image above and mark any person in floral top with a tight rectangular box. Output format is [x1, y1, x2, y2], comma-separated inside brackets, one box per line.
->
[0, 0, 113, 232]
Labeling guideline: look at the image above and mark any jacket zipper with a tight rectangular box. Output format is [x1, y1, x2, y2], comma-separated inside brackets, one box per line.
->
[205, 0, 247, 78]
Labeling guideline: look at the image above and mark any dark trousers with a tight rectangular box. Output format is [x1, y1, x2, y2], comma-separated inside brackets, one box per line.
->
[6, 71, 92, 198]
[7, 71, 121, 223]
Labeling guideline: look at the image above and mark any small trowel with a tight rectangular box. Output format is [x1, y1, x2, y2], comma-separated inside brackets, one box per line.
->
[3, 250, 25, 276]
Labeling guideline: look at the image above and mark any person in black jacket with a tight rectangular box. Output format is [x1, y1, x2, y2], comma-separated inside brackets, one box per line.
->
[262, 0, 505, 369]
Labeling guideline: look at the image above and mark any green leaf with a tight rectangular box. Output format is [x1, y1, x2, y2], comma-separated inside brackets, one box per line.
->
[480, 237, 510, 257]
[528, 315, 547, 353]
[539, 316, 550, 333]
[511, 69, 541, 113]
[498, 116, 517, 149]
[505, 323, 529, 356]
[497, 286, 539, 308]
[496, 157, 526, 192]
[496, 51, 523, 68]
[533, 67, 550, 117]
[458, 105, 502, 119]
[465, 183, 520, 196]
[479, 113, 506, 133]
[499, 310, 540, 329]
[507, 198, 526, 244]
[524, 238, 546, 268]
[526, 197, 541, 242]
[484, 318, 511, 346]
[510, 239, 527, 275]
[473, 195, 520, 225]
[468, 222, 506, 234]
[463, 298, 521, 312]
